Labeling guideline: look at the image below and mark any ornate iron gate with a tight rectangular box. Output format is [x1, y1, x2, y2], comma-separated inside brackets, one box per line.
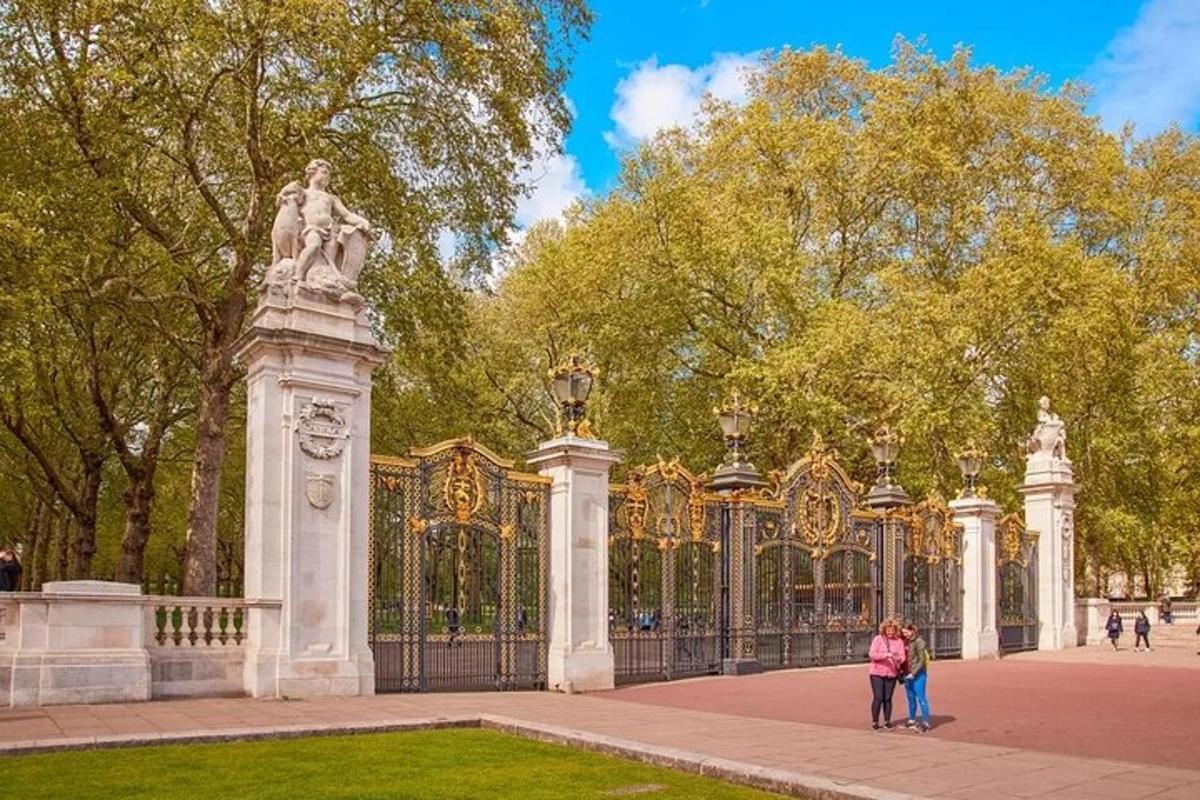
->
[901, 492, 964, 658]
[997, 514, 1039, 653]
[609, 460, 723, 683]
[369, 439, 549, 692]
[756, 436, 881, 669]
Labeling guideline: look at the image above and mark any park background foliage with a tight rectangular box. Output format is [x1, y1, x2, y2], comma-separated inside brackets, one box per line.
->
[0, 4, 1195, 599]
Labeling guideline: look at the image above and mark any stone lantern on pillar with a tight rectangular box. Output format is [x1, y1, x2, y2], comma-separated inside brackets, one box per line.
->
[710, 391, 765, 492]
[866, 425, 910, 510]
[548, 352, 596, 438]
[956, 440, 986, 499]
[708, 391, 764, 675]
[527, 351, 621, 692]
[950, 437, 1001, 659]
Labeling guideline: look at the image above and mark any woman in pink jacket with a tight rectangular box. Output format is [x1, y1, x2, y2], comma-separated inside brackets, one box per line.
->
[868, 618, 907, 730]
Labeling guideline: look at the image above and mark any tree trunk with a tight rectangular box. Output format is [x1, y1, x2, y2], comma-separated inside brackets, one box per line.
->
[117, 476, 156, 584]
[54, 513, 71, 581]
[183, 353, 237, 596]
[29, 506, 51, 589]
[22, 498, 46, 590]
[70, 455, 103, 579]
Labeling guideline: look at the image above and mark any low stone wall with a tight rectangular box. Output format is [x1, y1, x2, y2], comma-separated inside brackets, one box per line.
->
[1075, 598, 1110, 646]
[150, 650, 245, 699]
[0, 581, 280, 707]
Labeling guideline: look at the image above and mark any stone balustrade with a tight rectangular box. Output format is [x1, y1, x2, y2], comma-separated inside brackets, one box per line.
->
[148, 597, 248, 648]
[0, 581, 281, 706]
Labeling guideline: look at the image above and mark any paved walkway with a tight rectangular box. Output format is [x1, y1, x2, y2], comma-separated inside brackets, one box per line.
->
[600, 647, 1200, 770]
[2, 685, 1198, 800]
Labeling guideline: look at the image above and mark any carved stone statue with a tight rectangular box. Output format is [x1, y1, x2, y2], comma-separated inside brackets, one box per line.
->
[1026, 395, 1068, 462]
[265, 159, 372, 307]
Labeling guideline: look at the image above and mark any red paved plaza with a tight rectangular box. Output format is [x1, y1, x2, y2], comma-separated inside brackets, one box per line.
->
[599, 652, 1200, 770]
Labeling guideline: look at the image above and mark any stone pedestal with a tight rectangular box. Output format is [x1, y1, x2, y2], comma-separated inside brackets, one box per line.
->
[3, 581, 151, 707]
[235, 290, 386, 697]
[949, 498, 1001, 660]
[1075, 598, 1111, 646]
[1021, 456, 1077, 651]
[526, 435, 621, 692]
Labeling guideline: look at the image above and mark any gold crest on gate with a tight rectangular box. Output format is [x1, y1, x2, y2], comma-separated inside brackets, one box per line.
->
[305, 472, 335, 510]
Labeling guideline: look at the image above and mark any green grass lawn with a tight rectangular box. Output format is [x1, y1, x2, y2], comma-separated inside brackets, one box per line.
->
[4, 729, 784, 799]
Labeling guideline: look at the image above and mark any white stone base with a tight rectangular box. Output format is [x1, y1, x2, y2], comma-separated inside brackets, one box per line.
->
[548, 645, 615, 693]
[276, 656, 375, 699]
[7, 651, 151, 707]
[960, 632, 1000, 660]
[150, 649, 244, 699]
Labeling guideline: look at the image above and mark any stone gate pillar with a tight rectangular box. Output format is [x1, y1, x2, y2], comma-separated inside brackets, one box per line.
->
[1020, 397, 1077, 650]
[950, 496, 1000, 659]
[235, 288, 386, 697]
[527, 435, 621, 692]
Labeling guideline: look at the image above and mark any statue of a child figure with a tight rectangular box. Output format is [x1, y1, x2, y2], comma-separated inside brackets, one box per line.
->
[266, 159, 372, 306]
[1027, 396, 1068, 461]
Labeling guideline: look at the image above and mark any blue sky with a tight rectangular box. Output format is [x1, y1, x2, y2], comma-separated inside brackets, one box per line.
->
[512, 0, 1200, 229]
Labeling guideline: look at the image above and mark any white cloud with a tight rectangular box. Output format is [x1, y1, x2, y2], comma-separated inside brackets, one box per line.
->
[514, 149, 586, 227]
[606, 52, 758, 147]
[1090, 0, 1200, 136]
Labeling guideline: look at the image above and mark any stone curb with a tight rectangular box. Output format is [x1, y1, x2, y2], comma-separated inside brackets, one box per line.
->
[0, 716, 479, 755]
[0, 714, 912, 800]
[478, 715, 914, 800]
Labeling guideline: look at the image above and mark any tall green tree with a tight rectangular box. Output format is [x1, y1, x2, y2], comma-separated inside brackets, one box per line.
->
[424, 44, 1200, 593]
[0, 0, 591, 593]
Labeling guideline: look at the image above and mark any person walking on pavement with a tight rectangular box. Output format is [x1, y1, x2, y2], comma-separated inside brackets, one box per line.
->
[1159, 595, 1173, 625]
[901, 623, 932, 732]
[1105, 609, 1123, 651]
[1134, 611, 1152, 651]
[868, 618, 906, 731]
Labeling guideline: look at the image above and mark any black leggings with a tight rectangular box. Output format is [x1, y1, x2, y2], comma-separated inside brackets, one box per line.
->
[870, 675, 897, 724]
[1136, 632, 1150, 648]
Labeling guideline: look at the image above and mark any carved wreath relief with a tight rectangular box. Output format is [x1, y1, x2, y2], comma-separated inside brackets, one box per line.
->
[298, 398, 348, 460]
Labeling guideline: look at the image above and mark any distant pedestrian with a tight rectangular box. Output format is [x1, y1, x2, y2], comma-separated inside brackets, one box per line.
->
[1159, 595, 1173, 625]
[1134, 612, 1152, 651]
[1105, 609, 1123, 651]
[0, 547, 21, 591]
[901, 623, 931, 732]
[868, 618, 906, 731]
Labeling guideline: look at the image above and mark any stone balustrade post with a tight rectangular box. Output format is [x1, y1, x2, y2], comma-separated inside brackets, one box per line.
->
[527, 435, 621, 692]
[950, 496, 1001, 660]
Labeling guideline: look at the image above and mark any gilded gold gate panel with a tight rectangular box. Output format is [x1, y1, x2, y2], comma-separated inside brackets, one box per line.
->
[901, 490, 964, 657]
[369, 438, 549, 693]
[997, 514, 1038, 653]
[609, 459, 722, 683]
[759, 435, 881, 669]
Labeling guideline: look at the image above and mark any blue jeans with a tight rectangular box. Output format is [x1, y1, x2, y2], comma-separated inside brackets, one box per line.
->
[904, 670, 930, 724]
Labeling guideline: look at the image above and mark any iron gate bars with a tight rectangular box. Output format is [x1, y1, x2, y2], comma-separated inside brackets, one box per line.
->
[608, 459, 723, 683]
[901, 491, 965, 658]
[368, 438, 549, 692]
[997, 513, 1039, 653]
[756, 435, 881, 669]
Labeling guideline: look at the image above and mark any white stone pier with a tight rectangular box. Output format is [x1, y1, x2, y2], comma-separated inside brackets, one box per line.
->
[1020, 397, 1078, 650]
[527, 435, 621, 692]
[235, 289, 386, 697]
[950, 497, 1001, 659]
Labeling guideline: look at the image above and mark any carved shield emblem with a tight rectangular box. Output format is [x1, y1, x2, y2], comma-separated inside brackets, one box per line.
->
[305, 473, 335, 510]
